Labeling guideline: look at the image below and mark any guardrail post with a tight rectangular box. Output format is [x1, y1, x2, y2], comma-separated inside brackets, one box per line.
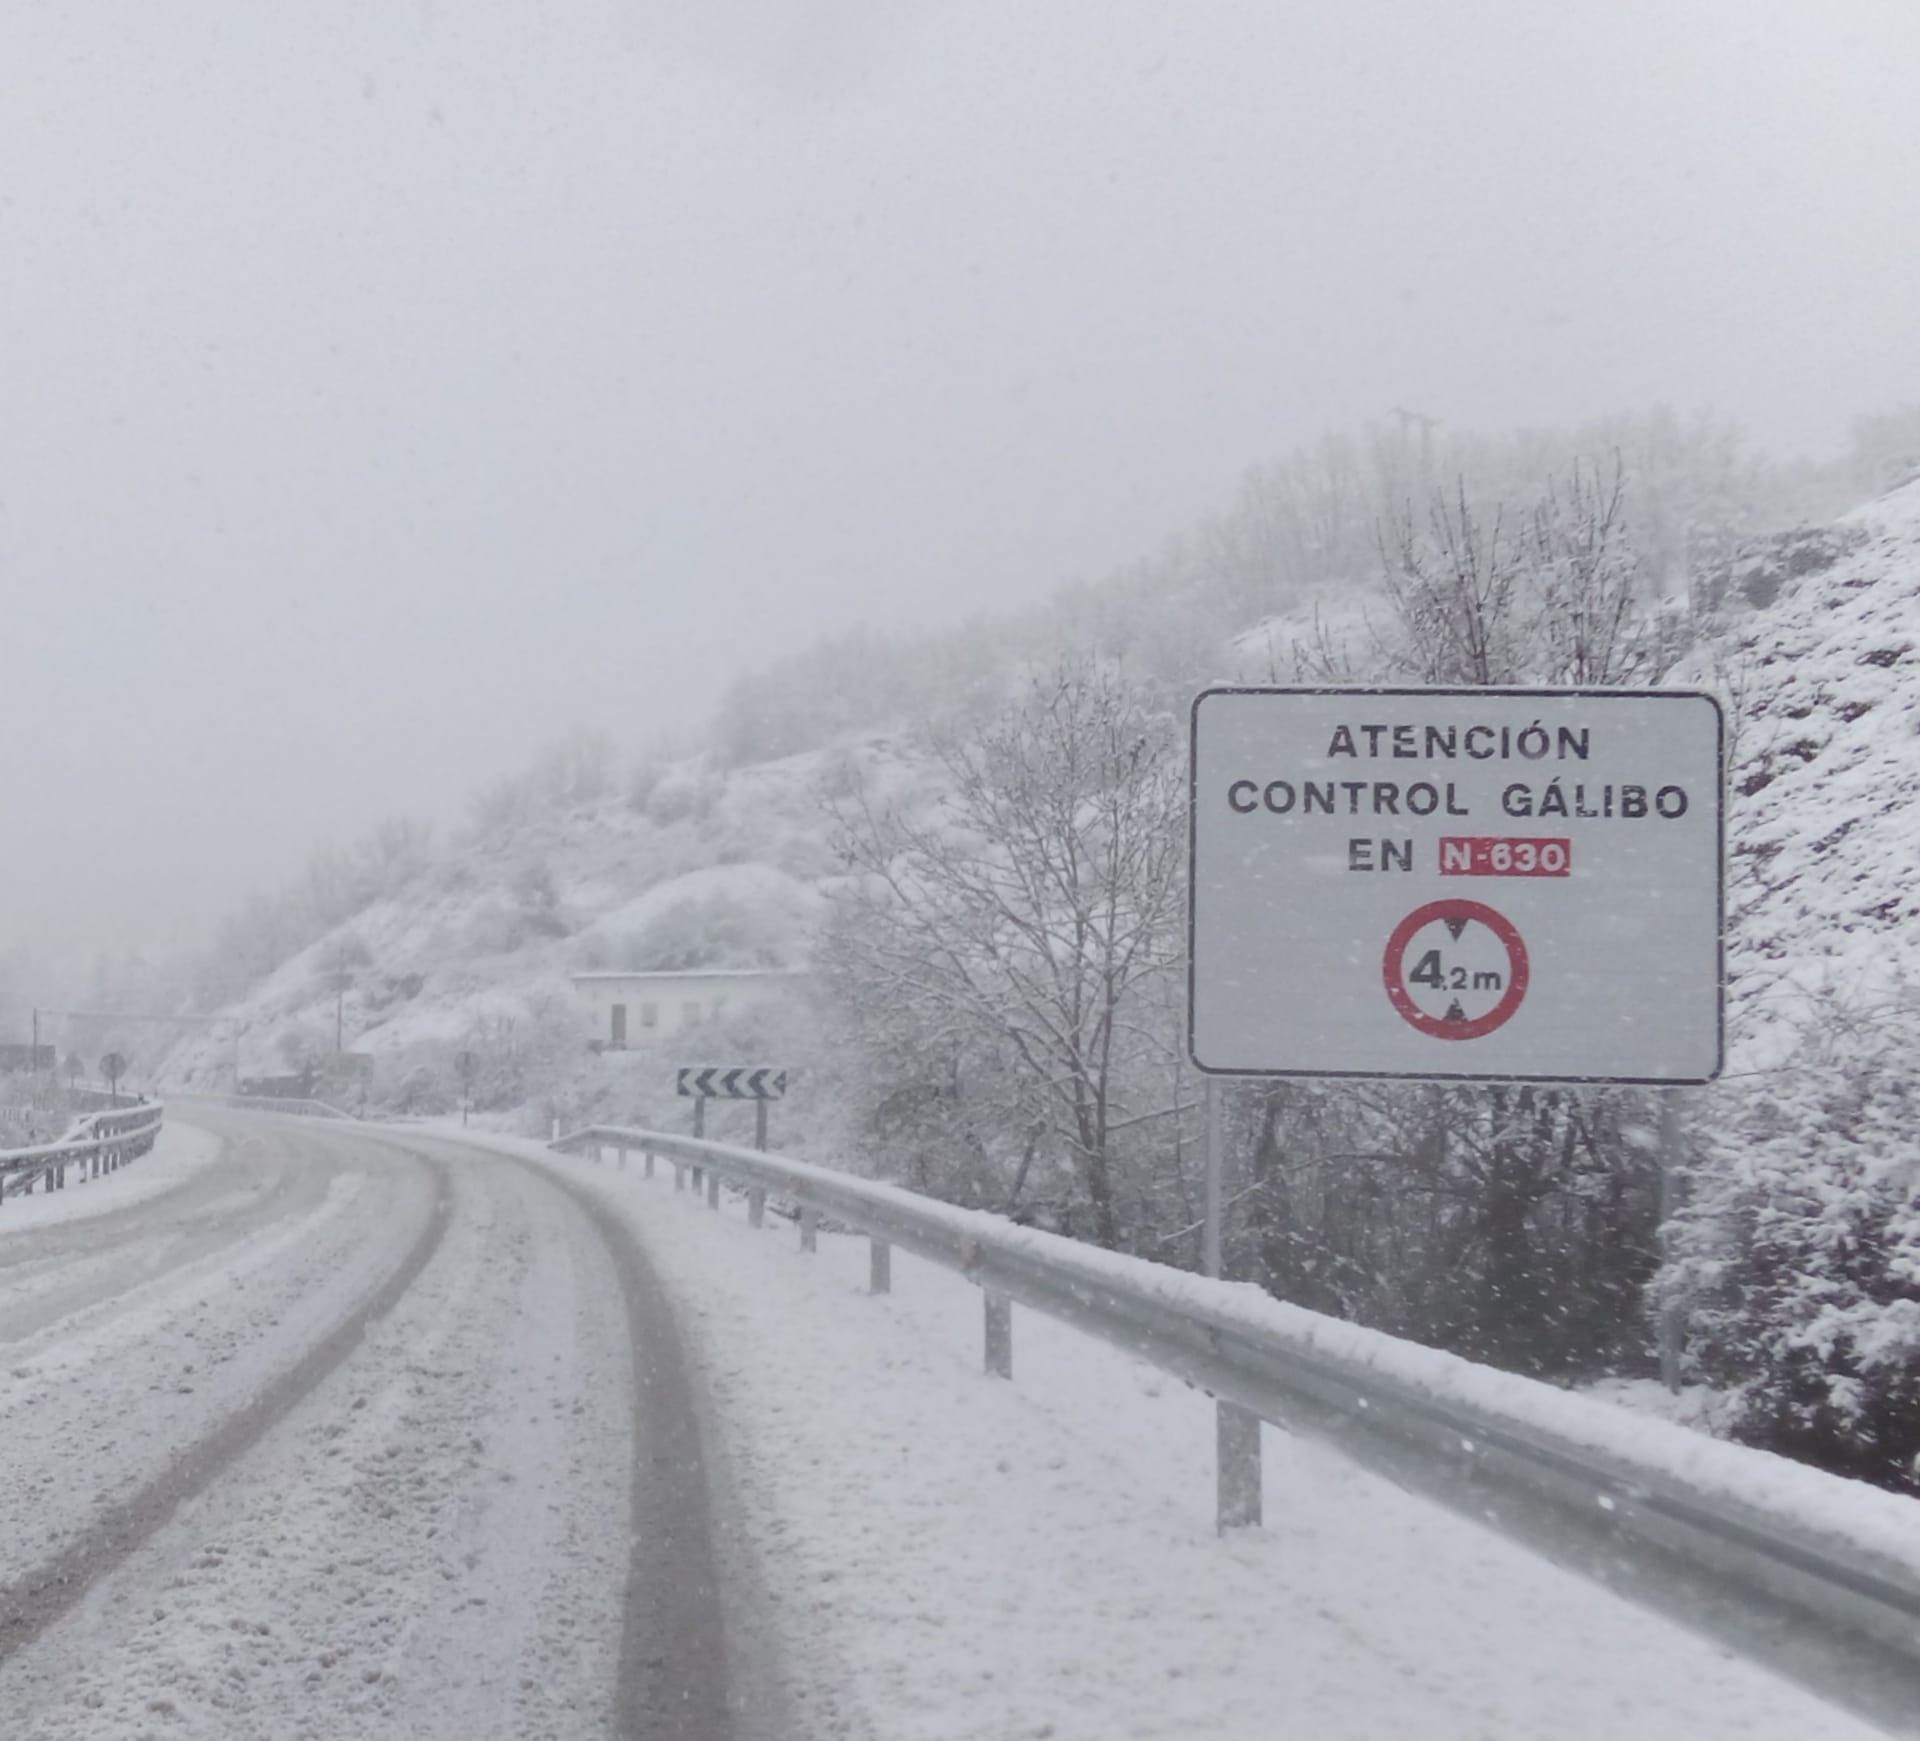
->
[615, 1145, 628, 1172]
[749, 1188, 765, 1228]
[1216, 1404, 1262, 1532]
[799, 1206, 817, 1253]
[674, 1163, 685, 1192]
[984, 1292, 1012, 1378]
[870, 1238, 891, 1295]
[644, 1149, 655, 1179]
[706, 1171, 720, 1209]
[691, 1164, 703, 1194]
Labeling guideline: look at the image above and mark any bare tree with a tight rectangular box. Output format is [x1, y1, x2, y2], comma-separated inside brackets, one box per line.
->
[1379, 458, 1659, 688]
[825, 659, 1185, 1247]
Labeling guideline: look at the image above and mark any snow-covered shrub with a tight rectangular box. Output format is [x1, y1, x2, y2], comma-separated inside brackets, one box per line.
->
[1659, 993, 1920, 1492]
[622, 890, 800, 972]
[645, 764, 717, 825]
[511, 858, 571, 938]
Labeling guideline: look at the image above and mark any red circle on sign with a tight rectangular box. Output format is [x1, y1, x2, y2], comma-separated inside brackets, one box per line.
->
[1383, 899, 1530, 1041]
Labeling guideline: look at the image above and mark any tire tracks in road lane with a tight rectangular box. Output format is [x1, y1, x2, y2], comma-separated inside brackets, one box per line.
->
[0, 1126, 335, 1343]
[0, 1144, 455, 1667]
[390, 1130, 763, 1741]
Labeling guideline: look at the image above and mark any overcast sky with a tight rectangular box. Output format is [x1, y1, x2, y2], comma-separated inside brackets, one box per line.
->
[3, 0, 1917, 972]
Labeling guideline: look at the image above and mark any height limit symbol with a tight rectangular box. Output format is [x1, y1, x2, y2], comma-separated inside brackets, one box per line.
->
[1383, 899, 1529, 1040]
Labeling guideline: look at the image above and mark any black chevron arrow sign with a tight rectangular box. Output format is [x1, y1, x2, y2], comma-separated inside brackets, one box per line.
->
[677, 1065, 789, 1100]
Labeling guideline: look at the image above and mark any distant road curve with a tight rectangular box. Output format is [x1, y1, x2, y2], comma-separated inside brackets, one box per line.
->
[0, 1112, 784, 1741]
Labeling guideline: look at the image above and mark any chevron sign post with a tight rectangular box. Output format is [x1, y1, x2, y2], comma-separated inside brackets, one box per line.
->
[676, 1065, 789, 1148]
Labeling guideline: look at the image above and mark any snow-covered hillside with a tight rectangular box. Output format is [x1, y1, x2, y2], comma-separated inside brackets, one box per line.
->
[162, 741, 933, 1133]
[174, 478, 1920, 1125]
[1710, 477, 1920, 1071]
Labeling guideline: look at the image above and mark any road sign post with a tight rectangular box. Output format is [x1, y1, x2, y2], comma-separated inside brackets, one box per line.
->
[1189, 688, 1724, 1085]
[455, 1050, 476, 1127]
[677, 1066, 789, 1147]
[100, 1051, 127, 1106]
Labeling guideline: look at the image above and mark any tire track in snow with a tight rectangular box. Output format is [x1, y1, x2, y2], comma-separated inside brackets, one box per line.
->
[0, 1144, 455, 1665]
[0, 1127, 331, 1342]
[394, 1131, 753, 1741]
[0, 1138, 636, 1739]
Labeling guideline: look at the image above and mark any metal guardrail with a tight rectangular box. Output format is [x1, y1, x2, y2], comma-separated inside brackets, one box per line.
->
[552, 1122, 1920, 1734]
[0, 1100, 165, 1202]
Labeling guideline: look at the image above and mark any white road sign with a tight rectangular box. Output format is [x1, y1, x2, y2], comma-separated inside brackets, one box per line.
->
[1188, 687, 1724, 1084]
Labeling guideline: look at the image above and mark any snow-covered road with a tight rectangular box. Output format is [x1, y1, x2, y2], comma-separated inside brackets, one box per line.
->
[0, 1114, 777, 1740]
[0, 1113, 1897, 1739]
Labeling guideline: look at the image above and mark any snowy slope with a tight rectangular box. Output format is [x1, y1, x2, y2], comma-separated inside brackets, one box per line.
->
[1710, 478, 1920, 1070]
[164, 746, 867, 1090]
[159, 734, 964, 1159]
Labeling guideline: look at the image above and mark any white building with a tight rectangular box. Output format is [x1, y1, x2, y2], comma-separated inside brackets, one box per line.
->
[568, 968, 808, 1049]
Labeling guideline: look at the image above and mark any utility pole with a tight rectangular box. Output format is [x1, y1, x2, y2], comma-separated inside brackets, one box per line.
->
[1387, 404, 1442, 485]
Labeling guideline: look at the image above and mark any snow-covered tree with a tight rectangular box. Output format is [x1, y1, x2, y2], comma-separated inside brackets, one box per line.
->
[1660, 992, 1920, 1492]
[825, 658, 1185, 1247]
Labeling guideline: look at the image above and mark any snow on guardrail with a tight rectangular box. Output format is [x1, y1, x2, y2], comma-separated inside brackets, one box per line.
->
[0, 1100, 165, 1202]
[552, 1121, 1920, 1736]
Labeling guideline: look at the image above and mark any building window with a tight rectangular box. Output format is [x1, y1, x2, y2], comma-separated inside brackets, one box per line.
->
[610, 1004, 627, 1049]
[640, 1002, 658, 1029]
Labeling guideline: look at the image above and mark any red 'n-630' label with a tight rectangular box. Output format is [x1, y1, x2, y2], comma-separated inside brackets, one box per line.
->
[1438, 836, 1571, 877]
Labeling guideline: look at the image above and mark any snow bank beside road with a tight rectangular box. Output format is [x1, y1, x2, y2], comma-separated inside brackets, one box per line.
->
[498, 1123, 1920, 1590]
[448, 1130, 1881, 1741]
[0, 1117, 223, 1231]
